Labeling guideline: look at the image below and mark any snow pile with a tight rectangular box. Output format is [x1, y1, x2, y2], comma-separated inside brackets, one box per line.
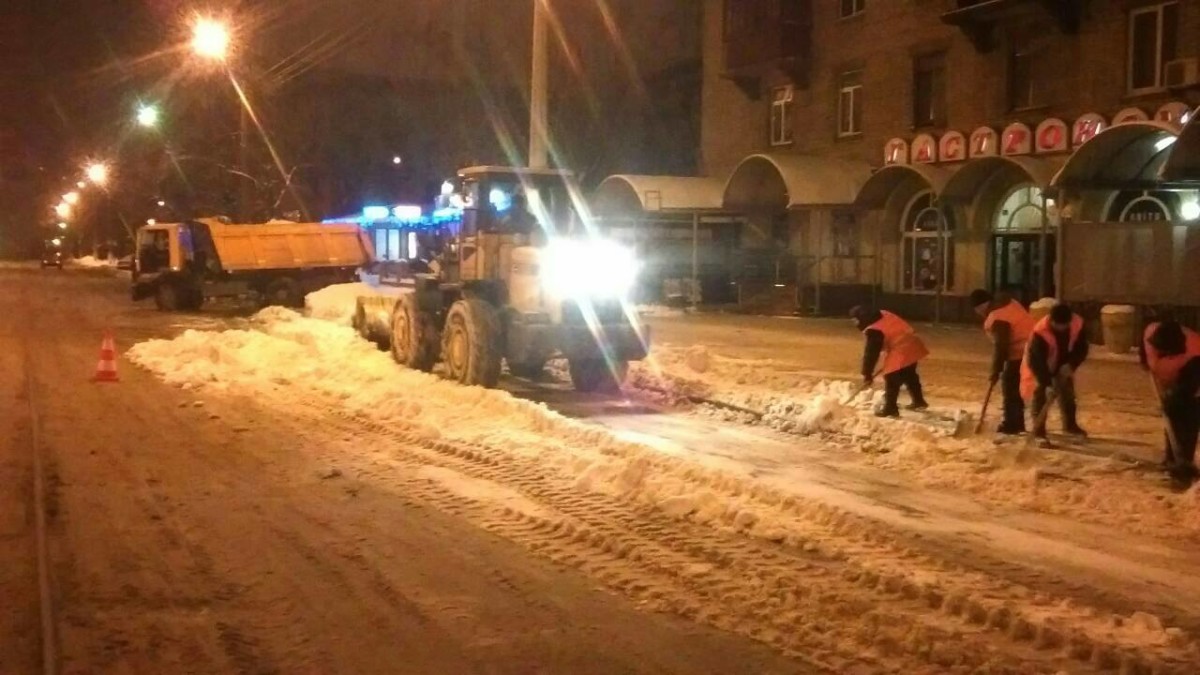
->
[71, 255, 117, 268]
[304, 282, 402, 325]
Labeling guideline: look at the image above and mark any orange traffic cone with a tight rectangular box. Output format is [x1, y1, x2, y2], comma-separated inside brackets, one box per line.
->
[92, 332, 120, 383]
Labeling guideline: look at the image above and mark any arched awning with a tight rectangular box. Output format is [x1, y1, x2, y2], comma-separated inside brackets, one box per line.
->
[939, 156, 1062, 202]
[853, 164, 956, 209]
[1051, 121, 1179, 190]
[592, 175, 725, 216]
[722, 153, 871, 210]
[1161, 110, 1200, 183]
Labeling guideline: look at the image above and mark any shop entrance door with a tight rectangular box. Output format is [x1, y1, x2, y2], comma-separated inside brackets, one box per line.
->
[991, 234, 1054, 305]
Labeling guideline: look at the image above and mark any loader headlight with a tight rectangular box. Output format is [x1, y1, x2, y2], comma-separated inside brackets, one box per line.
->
[541, 238, 639, 299]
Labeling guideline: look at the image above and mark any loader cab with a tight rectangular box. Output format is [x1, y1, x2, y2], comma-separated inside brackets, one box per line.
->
[458, 166, 580, 241]
[134, 225, 178, 278]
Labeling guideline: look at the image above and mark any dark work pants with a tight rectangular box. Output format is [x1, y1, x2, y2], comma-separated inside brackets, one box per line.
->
[881, 363, 926, 413]
[1164, 397, 1200, 477]
[1031, 376, 1079, 436]
[1000, 360, 1025, 433]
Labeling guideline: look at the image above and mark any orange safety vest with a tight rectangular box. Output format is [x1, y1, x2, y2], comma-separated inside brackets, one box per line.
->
[1020, 313, 1084, 400]
[1144, 322, 1200, 394]
[865, 310, 930, 375]
[984, 300, 1035, 361]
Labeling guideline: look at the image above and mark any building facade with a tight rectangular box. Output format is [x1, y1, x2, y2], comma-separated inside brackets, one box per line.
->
[697, 0, 1200, 320]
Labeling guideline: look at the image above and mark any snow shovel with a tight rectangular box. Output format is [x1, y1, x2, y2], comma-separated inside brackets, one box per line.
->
[1148, 373, 1181, 467]
[1026, 383, 1060, 448]
[972, 379, 997, 435]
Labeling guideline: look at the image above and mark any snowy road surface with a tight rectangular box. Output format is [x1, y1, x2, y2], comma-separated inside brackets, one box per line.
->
[9, 269, 1200, 673]
[0, 269, 803, 674]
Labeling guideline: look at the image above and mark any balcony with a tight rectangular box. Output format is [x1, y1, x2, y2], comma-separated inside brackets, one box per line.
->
[722, 0, 812, 98]
[942, 0, 1082, 53]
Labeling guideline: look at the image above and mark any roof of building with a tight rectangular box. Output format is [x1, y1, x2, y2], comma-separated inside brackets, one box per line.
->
[592, 175, 725, 215]
[723, 154, 872, 209]
[854, 163, 958, 209]
[1051, 121, 1179, 189]
[457, 166, 575, 179]
[939, 156, 1063, 202]
[1161, 111, 1200, 183]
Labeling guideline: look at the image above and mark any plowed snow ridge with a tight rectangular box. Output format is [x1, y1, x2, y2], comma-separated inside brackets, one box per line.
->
[127, 309, 1200, 672]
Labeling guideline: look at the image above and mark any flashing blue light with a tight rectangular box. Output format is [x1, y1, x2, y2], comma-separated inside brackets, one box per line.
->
[363, 206, 390, 220]
[393, 205, 423, 222]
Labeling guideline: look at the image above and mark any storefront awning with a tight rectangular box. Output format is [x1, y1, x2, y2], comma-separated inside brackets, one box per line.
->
[592, 175, 725, 216]
[853, 164, 956, 209]
[1051, 121, 1179, 190]
[940, 156, 1062, 202]
[1160, 112, 1200, 183]
[722, 153, 871, 211]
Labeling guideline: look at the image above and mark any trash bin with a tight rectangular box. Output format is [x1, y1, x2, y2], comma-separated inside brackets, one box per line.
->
[1100, 304, 1136, 354]
[1029, 297, 1057, 323]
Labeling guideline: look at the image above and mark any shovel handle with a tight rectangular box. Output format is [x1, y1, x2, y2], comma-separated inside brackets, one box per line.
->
[1149, 373, 1182, 463]
[973, 379, 997, 435]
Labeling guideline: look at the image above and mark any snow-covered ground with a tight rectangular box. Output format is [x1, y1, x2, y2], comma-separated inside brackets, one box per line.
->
[69, 255, 118, 268]
[125, 301, 1200, 670]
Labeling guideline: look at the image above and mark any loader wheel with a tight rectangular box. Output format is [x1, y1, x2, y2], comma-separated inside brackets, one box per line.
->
[442, 298, 501, 387]
[178, 287, 204, 311]
[264, 277, 302, 308]
[568, 358, 628, 393]
[391, 294, 437, 371]
[355, 303, 389, 351]
[154, 283, 179, 312]
[507, 360, 547, 380]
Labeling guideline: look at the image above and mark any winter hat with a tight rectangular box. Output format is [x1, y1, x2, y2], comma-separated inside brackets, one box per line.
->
[1050, 303, 1073, 325]
[968, 289, 993, 308]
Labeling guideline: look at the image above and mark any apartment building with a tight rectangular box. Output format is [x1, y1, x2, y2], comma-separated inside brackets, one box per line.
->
[689, 0, 1200, 319]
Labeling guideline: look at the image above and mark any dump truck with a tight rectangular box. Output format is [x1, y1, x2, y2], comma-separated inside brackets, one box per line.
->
[353, 166, 649, 392]
[132, 218, 374, 311]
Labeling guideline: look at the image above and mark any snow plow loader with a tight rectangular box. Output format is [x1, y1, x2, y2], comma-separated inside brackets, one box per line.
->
[354, 166, 648, 392]
[133, 218, 374, 311]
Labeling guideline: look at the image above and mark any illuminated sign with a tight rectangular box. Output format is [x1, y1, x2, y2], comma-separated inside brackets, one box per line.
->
[1072, 113, 1106, 147]
[1001, 122, 1032, 156]
[969, 127, 998, 158]
[392, 205, 423, 221]
[911, 134, 937, 163]
[938, 131, 966, 162]
[362, 206, 390, 220]
[1034, 118, 1069, 154]
[1113, 107, 1149, 125]
[884, 138, 909, 165]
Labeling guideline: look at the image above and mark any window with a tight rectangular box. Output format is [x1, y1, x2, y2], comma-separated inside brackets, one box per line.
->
[995, 186, 1053, 232]
[770, 86, 794, 146]
[1009, 43, 1043, 110]
[912, 52, 946, 128]
[840, 0, 865, 18]
[901, 191, 954, 292]
[832, 212, 858, 258]
[1128, 2, 1178, 92]
[838, 71, 863, 137]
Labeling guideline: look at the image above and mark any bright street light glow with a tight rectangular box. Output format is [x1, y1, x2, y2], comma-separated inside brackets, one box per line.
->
[51, 238, 62, 247]
[55, 203, 71, 219]
[1182, 199, 1200, 222]
[392, 156, 402, 165]
[157, 200, 166, 207]
[191, 18, 231, 61]
[86, 163, 109, 186]
[63, 191, 79, 205]
[146, 218, 157, 225]
[76, 181, 87, 189]
[136, 104, 160, 128]
[57, 222, 68, 230]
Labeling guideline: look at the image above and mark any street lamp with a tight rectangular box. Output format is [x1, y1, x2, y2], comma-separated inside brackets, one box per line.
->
[57, 222, 68, 230]
[136, 103, 160, 128]
[86, 162, 109, 187]
[76, 181, 87, 189]
[191, 17, 230, 62]
[63, 191, 80, 205]
[55, 202, 71, 219]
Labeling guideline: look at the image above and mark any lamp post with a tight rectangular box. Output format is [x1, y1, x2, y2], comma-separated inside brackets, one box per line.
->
[136, 103, 161, 129]
[529, 0, 549, 169]
[190, 17, 253, 220]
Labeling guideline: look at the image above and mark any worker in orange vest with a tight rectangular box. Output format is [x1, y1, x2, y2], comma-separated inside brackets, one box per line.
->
[1021, 303, 1090, 441]
[970, 289, 1036, 435]
[851, 306, 930, 417]
[1140, 317, 1200, 483]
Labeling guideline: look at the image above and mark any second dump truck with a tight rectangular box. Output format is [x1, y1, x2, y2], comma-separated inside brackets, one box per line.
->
[133, 218, 374, 311]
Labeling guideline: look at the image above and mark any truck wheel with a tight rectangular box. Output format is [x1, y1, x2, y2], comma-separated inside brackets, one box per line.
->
[442, 298, 501, 387]
[264, 278, 302, 308]
[179, 287, 204, 311]
[569, 359, 628, 393]
[154, 283, 179, 312]
[391, 294, 436, 369]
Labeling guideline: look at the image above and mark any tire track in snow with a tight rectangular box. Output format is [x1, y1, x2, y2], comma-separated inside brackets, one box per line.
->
[279, 398, 1194, 674]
